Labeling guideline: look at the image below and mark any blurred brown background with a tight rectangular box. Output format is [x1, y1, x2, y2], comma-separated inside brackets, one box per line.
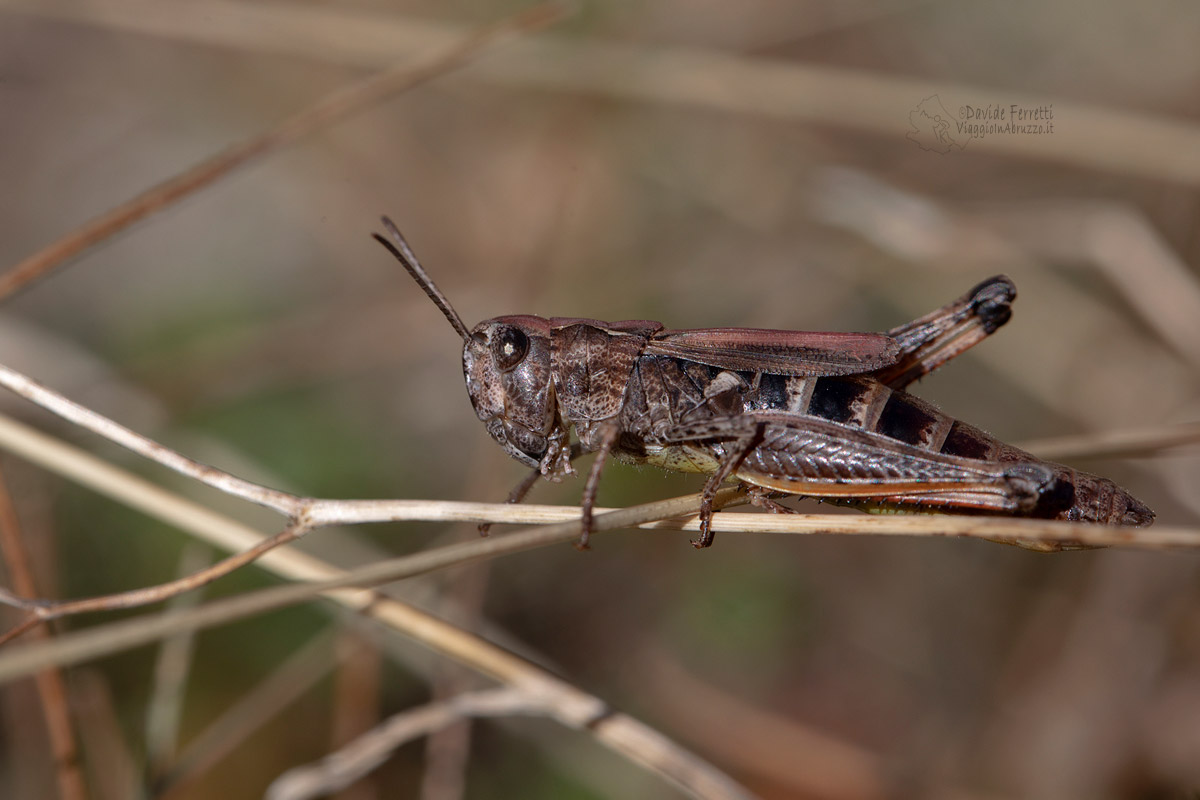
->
[0, 1, 1198, 798]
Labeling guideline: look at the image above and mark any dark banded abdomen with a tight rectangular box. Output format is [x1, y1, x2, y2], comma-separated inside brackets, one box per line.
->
[758, 374, 971, 457]
[736, 374, 1153, 527]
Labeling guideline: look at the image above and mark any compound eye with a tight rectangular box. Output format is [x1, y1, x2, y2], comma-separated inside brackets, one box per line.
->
[493, 326, 528, 371]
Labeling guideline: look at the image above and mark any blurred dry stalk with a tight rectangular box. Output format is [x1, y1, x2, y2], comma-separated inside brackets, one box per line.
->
[1018, 421, 1200, 462]
[143, 545, 210, 788]
[265, 687, 547, 800]
[0, 468, 85, 800]
[0, 0, 1198, 798]
[5, 0, 1200, 185]
[151, 627, 347, 798]
[0, 0, 569, 301]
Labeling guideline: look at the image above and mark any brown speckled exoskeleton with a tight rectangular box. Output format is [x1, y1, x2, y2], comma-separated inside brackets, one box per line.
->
[374, 217, 1153, 551]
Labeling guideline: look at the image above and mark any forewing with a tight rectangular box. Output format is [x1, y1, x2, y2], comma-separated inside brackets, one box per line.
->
[645, 328, 899, 376]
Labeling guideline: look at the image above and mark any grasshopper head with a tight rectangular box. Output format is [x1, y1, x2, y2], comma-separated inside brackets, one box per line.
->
[463, 315, 557, 469]
[373, 219, 561, 470]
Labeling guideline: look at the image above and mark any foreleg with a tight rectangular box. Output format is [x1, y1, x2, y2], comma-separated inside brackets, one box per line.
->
[479, 443, 583, 537]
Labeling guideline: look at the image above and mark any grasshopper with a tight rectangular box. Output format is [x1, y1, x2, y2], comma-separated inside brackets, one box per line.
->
[374, 217, 1153, 551]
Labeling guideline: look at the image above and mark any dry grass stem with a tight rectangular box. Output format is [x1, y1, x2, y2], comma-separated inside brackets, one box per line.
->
[265, 687, 537, 800]
[69, 670, 137, 799]
[327, 632, 382, 798]
[1080, 206, 1200, 370]
[143, 546, 212, 787]
[269, 684, 759, 800]
[6, 0, 1200, 185]
[0, 492, 756, 800]
[0, 414, 323, 571]
[642, 649, 884, 799]
[0, 363, 299, 513]
[154, 629, 342, 799]
[968, 200, 1200, 371]
[0, 522, 311, 643]
[0, 468, 86, 800]
[0, 474, 1189, 694]
[0, 1, 568, 301]
[1019, 421, 1200, 461]
[293, 501, 1199, 549]
[0, 490, 732, 683]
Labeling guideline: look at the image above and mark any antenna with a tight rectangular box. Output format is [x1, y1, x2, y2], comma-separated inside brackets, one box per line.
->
[373, 216, 472, 343]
